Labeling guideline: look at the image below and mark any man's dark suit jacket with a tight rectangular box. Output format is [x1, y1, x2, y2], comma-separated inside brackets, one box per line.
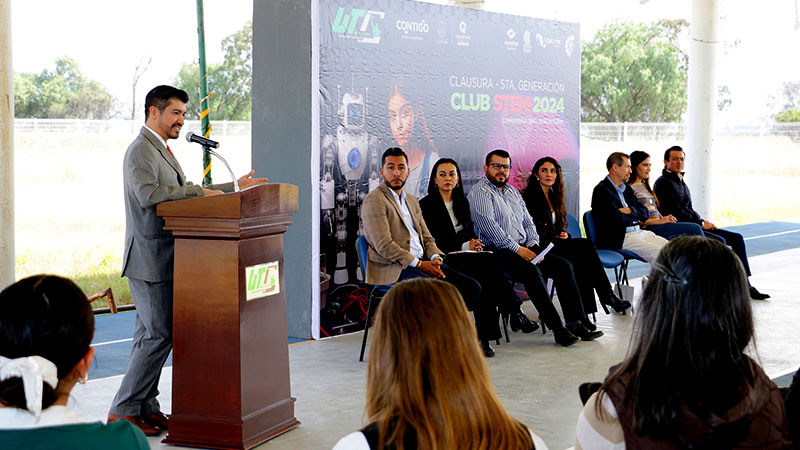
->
[590, 177, 650, 250]
[419, 192, 477, 254]
[653, 169, 703, 224]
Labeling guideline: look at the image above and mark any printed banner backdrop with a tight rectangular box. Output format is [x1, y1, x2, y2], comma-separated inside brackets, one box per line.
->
[319, 0, 580, 335]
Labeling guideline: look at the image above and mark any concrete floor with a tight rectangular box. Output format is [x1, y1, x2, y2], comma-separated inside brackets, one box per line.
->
[69, 245, 800, 450]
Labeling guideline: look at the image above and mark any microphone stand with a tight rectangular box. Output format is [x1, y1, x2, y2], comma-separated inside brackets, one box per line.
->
[204, 145, 240, 192]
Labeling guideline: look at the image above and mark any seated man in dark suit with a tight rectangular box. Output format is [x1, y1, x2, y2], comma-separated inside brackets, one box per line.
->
[361, 148, 480, 312]
[654, 145, 769, 300]
[591, 152, 668, 263]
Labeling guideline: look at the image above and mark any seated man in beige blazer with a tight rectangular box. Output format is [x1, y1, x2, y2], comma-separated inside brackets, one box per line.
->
[361, 148, 479, 310]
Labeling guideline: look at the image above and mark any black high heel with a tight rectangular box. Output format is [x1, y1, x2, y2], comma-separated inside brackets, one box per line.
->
[601, 292, 632, 314]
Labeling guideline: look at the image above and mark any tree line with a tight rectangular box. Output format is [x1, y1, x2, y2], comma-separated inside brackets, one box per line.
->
[12, 19, 800, 123]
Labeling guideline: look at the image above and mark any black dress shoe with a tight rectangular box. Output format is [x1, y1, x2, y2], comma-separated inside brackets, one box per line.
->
[567, 322, 604, 341]
[749, 286, 770, 300]
[580, 317, 597, 332]
[600, 292, 632, 314]
[510, 311, 540, 333]
[480, 340, 495, 357]
[553, 326, 579, 347]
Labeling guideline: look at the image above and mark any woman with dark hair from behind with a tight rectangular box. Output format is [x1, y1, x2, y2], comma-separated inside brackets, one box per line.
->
[333, 278, 547, 449]
[0, 275, 149, 449]
[419, 157, 542, 357]
[575, 236, 791, 449]
[521, 156, 631, 320]
[626, 150, 704, 239]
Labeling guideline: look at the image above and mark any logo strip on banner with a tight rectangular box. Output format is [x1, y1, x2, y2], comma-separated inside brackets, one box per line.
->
[332, 7, 385, 44]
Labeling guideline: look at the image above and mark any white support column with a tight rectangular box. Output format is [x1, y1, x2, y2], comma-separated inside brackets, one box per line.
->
[0, 0, 15, 289]
[686, 0, 720, 220]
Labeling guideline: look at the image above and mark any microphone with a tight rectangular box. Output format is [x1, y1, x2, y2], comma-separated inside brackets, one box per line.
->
[185, 131, 220, 149]
[184, 132, 239, 192]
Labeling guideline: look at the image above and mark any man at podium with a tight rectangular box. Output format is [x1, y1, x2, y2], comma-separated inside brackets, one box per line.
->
[108, 85, 266, 435]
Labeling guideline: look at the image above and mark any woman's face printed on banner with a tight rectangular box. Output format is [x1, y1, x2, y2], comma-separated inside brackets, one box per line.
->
[388, 92, 414, 148]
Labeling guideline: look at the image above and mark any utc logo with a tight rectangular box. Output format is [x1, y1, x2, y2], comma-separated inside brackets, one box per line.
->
[332, 7, 385, 44]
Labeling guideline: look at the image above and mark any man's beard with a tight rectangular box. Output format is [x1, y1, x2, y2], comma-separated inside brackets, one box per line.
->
[487, 174, 507, 188]
[384, 179, 406, 191]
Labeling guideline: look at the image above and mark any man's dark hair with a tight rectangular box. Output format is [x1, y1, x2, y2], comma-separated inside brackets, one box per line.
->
[664, 145, 684, 162]
[382, 147, 408, 166]
[485, 149, 511, 165]
[606, 152, 629, 170]
[144, 85, 189, 120]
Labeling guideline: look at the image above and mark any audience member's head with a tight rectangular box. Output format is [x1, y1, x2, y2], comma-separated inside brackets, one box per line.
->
[380, 148, 409, 191]
[366, 278, 533, 448]
[144, 85, 188, 121]
[427, 157, 465, 198]
[628, 151, 649, 179]
[525, 156, 566, 225]
[664, 145, 685, 173]
[597, 236, 764, 440]
[606, 152, 631, 185]
[0, 275, 95, 416]
[483, 150, 512, 188]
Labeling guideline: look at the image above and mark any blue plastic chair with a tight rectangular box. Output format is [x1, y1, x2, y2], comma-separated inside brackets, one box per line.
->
[355, 235, 393, 362]
[582, 211, 635, 314]
[566, 213, 582, 239]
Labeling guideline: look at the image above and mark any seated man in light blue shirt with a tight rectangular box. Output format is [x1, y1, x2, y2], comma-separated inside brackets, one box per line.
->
[469, 149, 603, 346]
[591, 152, 668, 263]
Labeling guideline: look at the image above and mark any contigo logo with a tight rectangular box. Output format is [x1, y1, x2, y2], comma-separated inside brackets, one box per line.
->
[332, 7, 385, 44]
[396, 19, 429, 34]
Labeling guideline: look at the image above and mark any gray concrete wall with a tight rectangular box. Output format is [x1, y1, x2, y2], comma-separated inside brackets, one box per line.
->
[253, 0, 317, 338]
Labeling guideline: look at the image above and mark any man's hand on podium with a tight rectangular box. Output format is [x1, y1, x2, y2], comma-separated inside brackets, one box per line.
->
[202, 188, 224, 196]
[238, 170, 269, 189]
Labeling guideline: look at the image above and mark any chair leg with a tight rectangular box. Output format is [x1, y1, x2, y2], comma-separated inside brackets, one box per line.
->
[359, 293, 375, 362]
[502, 313, 510, 343]
[621, 259, 630, 285]
[543, 280, 555, 334]
[592, 312, 596, 322]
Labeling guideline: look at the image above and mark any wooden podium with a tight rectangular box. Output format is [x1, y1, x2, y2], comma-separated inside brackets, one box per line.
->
[157, 183, 300, 450]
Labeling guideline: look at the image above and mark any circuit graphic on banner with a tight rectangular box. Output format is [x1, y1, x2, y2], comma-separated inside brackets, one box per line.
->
[319, 0, 580, 335]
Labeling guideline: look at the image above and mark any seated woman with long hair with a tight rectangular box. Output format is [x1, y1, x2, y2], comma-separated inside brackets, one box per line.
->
[419, 157, 541, 357]
[576, 236, 791, 449]
[333, 278, 547, 449]
[626, 150, 704, 240]
[521, 156, 631, 318]
[0, 275, 149, 449]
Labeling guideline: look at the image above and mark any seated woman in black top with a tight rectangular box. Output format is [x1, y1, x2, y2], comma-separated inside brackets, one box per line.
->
[332, 279, 546, 449]
[521, 157, 630, 318]
[419, 158, 539, 356]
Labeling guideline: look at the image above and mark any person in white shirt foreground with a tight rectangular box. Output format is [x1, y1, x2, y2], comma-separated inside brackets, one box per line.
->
[0, 275, 148, 449]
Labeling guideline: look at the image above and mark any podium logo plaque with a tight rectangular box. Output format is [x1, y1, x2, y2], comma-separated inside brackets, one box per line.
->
[246, 261, 281, 300]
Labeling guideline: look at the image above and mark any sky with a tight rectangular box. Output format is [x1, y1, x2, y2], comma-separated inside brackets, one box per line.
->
[9, 0, 800, 124]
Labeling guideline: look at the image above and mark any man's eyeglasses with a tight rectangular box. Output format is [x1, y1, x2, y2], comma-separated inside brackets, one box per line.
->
[489, 163, 511, 170]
